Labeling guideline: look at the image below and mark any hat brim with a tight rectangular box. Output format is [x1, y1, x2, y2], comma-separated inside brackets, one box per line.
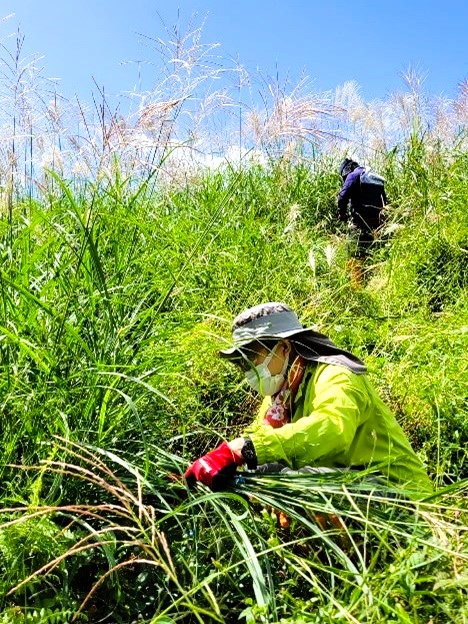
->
[219, 326, 314, 360]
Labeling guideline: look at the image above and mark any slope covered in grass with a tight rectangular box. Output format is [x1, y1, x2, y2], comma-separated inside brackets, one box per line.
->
[0, 134, 467, 622]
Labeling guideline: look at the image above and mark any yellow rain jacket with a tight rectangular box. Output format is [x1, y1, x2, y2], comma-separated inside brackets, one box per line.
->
[244, 363, 433, 496]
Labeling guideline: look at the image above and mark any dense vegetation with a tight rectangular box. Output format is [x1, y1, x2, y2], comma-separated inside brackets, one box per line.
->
[0, 136, 467, 623]
[0, 20, 467, 624]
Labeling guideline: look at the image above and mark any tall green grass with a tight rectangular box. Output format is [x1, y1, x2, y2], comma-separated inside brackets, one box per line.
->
[0, 140, 467, 621]
[1, 19, 467, 623]
[1, 439, 466, 623]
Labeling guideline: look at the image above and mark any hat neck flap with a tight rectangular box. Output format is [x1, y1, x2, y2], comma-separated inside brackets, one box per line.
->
[292, 332, 367, 374]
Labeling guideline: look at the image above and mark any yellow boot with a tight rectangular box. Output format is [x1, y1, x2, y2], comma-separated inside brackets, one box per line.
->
[346, 258, 365, 288]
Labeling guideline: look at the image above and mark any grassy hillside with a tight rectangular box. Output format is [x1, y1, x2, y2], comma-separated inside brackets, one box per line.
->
[0, 137, 467, 623]
[0, 22, 467, 623]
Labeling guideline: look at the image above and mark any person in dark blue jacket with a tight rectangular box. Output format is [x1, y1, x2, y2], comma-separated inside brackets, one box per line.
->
[337, 159, 387, 259]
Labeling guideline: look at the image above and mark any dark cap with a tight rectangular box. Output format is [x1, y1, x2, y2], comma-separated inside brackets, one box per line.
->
[339, 158, 359, 178]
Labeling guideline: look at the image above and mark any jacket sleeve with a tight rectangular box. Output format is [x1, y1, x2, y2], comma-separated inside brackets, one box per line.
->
[337, 170, 360, 217]
[248, 366, 369, 468]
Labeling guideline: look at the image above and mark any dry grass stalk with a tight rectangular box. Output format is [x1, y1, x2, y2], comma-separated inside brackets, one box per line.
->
[0, 18, 467, 192]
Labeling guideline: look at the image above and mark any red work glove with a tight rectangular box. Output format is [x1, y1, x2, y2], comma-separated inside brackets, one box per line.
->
[184, 442, 243, 491]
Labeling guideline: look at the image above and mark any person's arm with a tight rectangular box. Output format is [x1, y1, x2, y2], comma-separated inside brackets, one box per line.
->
[184, 396, 272, 488]
[247, 366, 369, 468]
[337, 170, 360, 220]
[185, 366, 368, 488]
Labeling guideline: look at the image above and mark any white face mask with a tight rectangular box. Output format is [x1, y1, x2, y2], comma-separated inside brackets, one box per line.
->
[245, 344, 289, 396]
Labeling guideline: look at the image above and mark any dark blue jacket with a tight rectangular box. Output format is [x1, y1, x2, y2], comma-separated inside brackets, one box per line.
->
[337, 167, 387, 221]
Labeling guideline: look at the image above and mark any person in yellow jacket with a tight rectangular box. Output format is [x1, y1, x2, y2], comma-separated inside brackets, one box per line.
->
[185, 302, 433, 496]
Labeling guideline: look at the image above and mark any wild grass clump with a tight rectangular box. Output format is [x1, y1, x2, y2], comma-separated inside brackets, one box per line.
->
[1, 440, 467, 623]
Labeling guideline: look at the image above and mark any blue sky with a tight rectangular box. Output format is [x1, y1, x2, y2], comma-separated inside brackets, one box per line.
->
[3, 1, 467, 105]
